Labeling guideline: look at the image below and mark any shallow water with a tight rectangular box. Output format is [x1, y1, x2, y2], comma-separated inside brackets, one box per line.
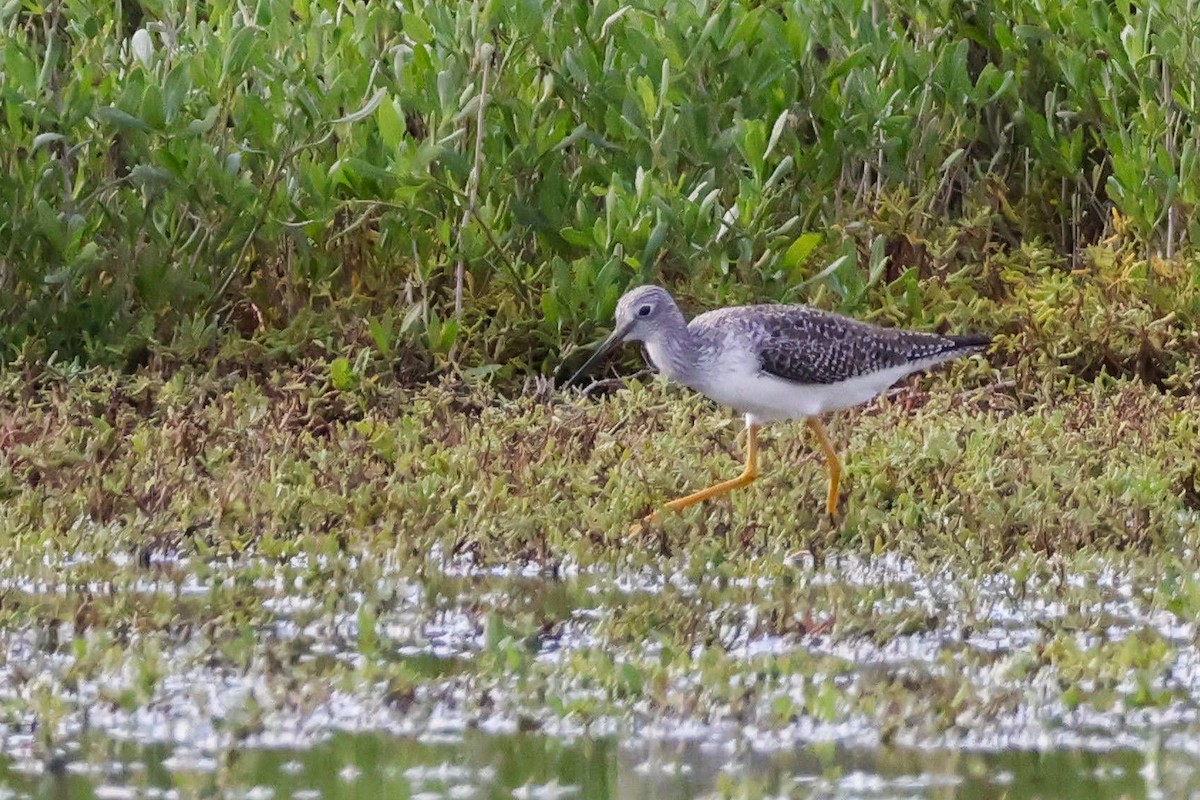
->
[3, 730, 1190, 800]
[5, 545, 1200, 798]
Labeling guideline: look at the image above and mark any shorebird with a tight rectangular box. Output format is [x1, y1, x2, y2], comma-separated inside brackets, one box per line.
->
[566, 285, 990, 519]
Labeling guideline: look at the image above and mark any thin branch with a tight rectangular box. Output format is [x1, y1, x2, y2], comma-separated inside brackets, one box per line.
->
[453, 41, 495, 319]
[213, 129, 334, 308]
[955, 379, 1017, 404]
[575, 370, 655, 397]
[326, 204, 382, 246]
[342, 193, 534, 310]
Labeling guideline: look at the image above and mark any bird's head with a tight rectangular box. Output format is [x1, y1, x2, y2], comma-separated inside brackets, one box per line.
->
[565, 284, 680, 386]
[612, 284, 677, 343]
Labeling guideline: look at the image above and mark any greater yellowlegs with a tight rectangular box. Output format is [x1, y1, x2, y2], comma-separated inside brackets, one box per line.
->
[567, 285, 990, 518]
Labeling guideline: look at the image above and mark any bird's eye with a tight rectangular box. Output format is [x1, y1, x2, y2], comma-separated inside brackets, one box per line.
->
[637, 304, 653, 317]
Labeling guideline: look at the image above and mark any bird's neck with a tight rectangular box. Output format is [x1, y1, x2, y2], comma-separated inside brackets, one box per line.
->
[644, 313, 703, 387]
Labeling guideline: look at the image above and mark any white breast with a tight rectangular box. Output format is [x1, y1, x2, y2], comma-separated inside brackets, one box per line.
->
[692, 346, 918, 425]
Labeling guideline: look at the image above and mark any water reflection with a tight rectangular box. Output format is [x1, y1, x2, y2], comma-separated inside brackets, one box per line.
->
[6, 732, 1187, 800]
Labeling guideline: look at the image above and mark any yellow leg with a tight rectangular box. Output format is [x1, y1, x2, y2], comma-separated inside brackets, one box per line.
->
[807, 418, 842, 516]
[653, 424, 761, 518]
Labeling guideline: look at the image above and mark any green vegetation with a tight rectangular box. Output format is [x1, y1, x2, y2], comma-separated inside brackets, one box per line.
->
[2, 364, 1200, 791]
[4, 361, 1197, 556]
[5, 0, 1200, 786]
[2, 0, 1199, 380]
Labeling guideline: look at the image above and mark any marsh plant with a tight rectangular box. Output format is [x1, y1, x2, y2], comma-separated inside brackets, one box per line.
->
[0, 0, 1198, 384]
[5, 2, 1200, 782]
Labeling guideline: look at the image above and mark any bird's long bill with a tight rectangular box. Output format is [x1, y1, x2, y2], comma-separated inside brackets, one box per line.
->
[564, 322, 632, 388]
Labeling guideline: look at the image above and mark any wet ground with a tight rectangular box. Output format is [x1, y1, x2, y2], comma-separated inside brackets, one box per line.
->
[4, 543, 1200, 799]
[0, 730, 1181, 800]
[5, 348, 1200, 798]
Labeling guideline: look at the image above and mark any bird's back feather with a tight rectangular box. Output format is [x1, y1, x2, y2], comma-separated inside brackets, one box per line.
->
[691, 304, 988, 386]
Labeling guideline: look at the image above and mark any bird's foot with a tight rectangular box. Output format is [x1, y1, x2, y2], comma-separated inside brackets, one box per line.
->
[630, 507, 675, 556]
[627, 507, 663, 538]
[826, 491, 846, 522]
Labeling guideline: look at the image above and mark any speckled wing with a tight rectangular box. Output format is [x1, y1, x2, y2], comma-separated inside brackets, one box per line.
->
[706, 305, 983, 386]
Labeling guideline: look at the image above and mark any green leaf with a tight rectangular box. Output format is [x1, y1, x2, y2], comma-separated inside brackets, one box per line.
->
[141, 82, 165, 130]
[764, 155, 794, 191]
[765, 108, 789, 160]
[540, 291, 560, 325]
[799, 254, 850, 289]
[222, 27, 262, 84]
[329, 357, 356, 391]
[982, 70, 1015, 106]
[640, 220, 670, 276]
[334, 87, 387, 124]
[43, 266, 72, 285]
[1014, 25, 1050, 41]
[162, 63, 192, 124]
[187, 106, 219, 134]
[658, 57, 670, 112]
[600, 6, 633, 38]
[376, 97, 405, 150]
[32, 132, 65, 150]
[552, 123, 589, 152]
[94, 106, 151, 132]
[428, 314, 459, 354]
[560, 227, 596, 248]
[636, 75, 656, 119]
[465, 364, 502, 378]
[342, 157, 397, 186]
[129, 164, 173, 190]
[402, 12, 433, 45]
[736, 118, 767, 177]
[939, 148, 966, 173]
[399, 303, 424, 335]
[389, 140, 442, 180]
[617, 663, 643, 696]
[507, 0, 542, 33]
[368, 318, 394, 357]
[867, 234, 889, 287]
[3, 40, 36, 89]
[70, 242, 102, 268]
[781, 232, 822, 276]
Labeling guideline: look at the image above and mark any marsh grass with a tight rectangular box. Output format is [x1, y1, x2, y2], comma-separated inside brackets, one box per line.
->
[6, 0, 1200, 780]
[2, 357, 1200, 770]
[3, 0, 1200, 380]
[3, 353, 1197, 564]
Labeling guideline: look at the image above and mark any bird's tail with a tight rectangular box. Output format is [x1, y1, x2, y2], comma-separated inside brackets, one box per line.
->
[907, 333, 991, 373]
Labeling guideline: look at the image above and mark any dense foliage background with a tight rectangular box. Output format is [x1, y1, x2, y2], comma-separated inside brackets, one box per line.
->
[1, 0, 1197, 384]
